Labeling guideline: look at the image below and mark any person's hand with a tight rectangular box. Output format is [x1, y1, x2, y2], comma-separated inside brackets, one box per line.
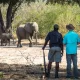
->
[61, 53, 63, 57]
[42, 46, 45, 50]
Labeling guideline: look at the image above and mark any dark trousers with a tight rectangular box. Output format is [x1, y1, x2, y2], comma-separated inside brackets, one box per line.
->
[66, 54, 78, 77]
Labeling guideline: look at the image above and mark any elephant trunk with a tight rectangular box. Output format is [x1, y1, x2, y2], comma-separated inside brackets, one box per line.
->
[35, 30, 39, 45]
[35, 33, 37, 45]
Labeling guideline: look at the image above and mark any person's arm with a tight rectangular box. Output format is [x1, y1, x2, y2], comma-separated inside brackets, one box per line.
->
[42, 32, 50, 50]
[62, 35, 67, 55]
[61, 44, 63, 56]
[42, 40, 48, 50]
[59, 34, 63, 56]
[77, 35, 80, 44]
[60, 43, 63, 56]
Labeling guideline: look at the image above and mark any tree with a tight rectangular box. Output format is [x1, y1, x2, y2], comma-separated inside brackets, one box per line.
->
[46, 0, 80, 5]
[0, 0, 35, 33]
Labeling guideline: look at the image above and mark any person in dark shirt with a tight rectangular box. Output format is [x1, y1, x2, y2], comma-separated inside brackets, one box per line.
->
[42, 24, 63, 78]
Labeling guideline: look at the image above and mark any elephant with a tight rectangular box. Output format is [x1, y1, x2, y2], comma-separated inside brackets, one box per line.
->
[0, 23, 15, 46]
[16, 22, 39, 47]
[1, 33, 14, 46]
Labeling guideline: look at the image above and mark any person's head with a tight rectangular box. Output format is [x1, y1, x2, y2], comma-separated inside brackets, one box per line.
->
[53, 24, 59, 31]
[66, 24, 75, 31]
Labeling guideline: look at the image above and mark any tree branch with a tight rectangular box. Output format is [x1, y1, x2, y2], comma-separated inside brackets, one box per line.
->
[6, 1, 12, 30]
[0, 8, 5, 32]
[11, 0, 23, 23]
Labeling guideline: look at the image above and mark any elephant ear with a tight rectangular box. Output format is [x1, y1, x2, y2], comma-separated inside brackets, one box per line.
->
[32, 22, 38, 32]
[24, 22, 32, 34]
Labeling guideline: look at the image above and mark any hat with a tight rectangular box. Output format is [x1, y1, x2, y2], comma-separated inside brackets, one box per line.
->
[54, 24, 59, 29]
[66, 24, 75, 30]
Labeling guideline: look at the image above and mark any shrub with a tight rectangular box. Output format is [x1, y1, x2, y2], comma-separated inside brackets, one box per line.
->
[2, 1, 80, 38]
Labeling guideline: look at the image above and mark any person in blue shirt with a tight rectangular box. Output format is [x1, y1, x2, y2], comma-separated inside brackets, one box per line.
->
[63, 24, 80, 79]
[42, 24, 63, 78]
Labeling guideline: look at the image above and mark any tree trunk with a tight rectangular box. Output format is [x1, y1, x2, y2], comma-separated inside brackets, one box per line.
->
[46, 0, 54, 4]
[6, 1, 22, 32]
[0, 8, 5, 32]
[6, 1, 13, 31]
[78, 0, 80, 6]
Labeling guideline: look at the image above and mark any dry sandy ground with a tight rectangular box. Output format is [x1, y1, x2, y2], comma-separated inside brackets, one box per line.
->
[0, 39, 80, 80]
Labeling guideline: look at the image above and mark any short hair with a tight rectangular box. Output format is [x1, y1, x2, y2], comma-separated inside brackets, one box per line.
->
[53, 24, 59, 30]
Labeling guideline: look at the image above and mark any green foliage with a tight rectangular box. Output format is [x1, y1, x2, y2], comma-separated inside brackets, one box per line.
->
[2, 1, 80, 38]
[0, 0, 35, 6]
[0, 0, 20, 5]
[46, 0, 80, 5]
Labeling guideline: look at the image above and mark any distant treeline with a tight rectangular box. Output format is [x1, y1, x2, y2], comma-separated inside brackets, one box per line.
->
[2, 1, 80, 38]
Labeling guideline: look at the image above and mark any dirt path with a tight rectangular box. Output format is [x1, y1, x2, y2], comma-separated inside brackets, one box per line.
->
[0, 40, 80, 80]
[0, 44, 80, 67]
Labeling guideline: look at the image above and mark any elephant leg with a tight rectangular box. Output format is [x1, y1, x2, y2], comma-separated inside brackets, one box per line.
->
[5, 39, 7, 46]
[31, 35, 33, 41]
[1, 39, 5, 46]
[12, 37, 15, 44]
[35, 33, 37, 45]
[17, 39, 20, 47]
[8, 39, 10, 46]
[28, 36, 32, 47]
[17, 39, 22, 47]
[1, 39, 3, 46]
[10, 36, 15, 45]
[19, 39, 22, 47]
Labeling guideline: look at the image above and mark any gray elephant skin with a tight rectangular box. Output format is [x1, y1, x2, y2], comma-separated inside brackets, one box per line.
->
[0, 24, 14, 46]
[1, 33, 14, 46]
[16, 22, 39, 47]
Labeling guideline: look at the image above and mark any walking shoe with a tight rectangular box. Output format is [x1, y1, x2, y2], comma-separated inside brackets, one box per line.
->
[55, 76, 59, 78]
[74, 77, 79, 79]
[45, 73, 50, 78]
[55, 73, 59, 78]
[66, 76, 71, 78]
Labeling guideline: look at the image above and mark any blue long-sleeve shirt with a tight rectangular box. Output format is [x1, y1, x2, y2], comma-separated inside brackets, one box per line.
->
[63, 30, 80, 54]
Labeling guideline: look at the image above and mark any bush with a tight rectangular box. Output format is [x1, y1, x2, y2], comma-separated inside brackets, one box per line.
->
[2, 1, 80, 38]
